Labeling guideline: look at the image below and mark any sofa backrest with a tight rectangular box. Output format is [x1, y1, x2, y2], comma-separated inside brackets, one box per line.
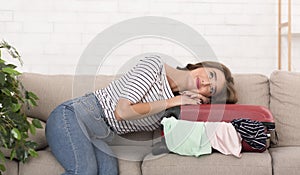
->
[233, 74, 270, 108]
[19, 73, 115, 122]
[270, 70, 300, 147]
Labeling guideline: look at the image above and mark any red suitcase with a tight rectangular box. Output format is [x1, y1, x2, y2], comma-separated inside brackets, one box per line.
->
[161, 104, 276, 152]
[180, 104, 275, 131]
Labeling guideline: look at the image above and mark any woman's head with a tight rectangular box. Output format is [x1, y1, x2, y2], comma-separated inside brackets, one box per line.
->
[179, 61, 238, 104]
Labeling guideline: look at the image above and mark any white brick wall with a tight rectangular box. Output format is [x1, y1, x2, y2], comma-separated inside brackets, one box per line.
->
[0, 0, 299, 75]
[0, 10, 13, 21]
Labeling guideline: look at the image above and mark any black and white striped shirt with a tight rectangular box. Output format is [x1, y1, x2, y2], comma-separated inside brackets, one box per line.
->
[231, 118, 268, 150]
[94, 55, 174, 134]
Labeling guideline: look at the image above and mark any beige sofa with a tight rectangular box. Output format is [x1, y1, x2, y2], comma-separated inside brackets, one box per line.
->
[3, 70, 300, 175]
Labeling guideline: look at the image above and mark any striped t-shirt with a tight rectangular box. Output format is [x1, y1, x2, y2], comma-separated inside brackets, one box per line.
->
[94, 55, 174, 135]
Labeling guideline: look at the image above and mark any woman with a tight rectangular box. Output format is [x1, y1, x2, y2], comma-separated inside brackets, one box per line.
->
[46, 55, 237, 175]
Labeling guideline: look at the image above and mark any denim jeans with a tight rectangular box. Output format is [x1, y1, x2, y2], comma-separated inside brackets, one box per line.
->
[46, 93, 118, 175]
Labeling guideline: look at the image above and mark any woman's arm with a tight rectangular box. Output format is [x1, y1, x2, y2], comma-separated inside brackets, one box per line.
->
[114, 95, 201, 121]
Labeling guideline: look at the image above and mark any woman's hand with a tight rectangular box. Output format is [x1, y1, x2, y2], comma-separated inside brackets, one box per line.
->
[180, 91, 210, 104]
[179, 95, 202, 105]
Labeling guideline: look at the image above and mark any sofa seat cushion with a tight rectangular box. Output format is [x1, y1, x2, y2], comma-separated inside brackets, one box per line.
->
[3, 159, 18, 175]
[142, 151, 272, 175]
[269, 147, 300, 175]
[109, 131, 154, 147]
[19, 150, 64, 175]
[21, 149, 144, 175]
[118, 159, 142, 175]
[111, 145, 152, 162]
[270, 71, 300, 146]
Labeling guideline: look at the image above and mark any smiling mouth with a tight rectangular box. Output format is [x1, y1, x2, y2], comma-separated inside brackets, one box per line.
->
[196, 78, 200, 89]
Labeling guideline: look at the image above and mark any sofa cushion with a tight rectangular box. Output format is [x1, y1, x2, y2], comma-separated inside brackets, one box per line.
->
[19, 73, 73, 122]
[270, 71, 300, 146]
[269, 147, 300, 175]
[118, 159, 142, 175]
[233, 74, 269, 108]
[142, 151, 272, 175]
[19, 73, 116, 122]
[19, 150, 64, 175]
[20, 149, 143, 175]
[110, 131, 154, 146]
[112, 145, 152, 162]
[3, 159, 18, 175]
[27, 117, 48, 150]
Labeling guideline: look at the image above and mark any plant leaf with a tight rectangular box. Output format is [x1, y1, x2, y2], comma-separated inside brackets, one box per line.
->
[2, 67, 21, 76]
[29, 124, 36, 135]
[28, 149, 38, 157]
[27, 91, 39, 100]
[11, 103, 21, 112]
[0, 152, 5, 162]
[0, 125, 7, 136]
[32, 119, 43, 129]
[1, 88, 11, 96]
[6, 64, 17, 69]
[0, 163, 6, 172]
[0, 40, 40, 171]
[30, 99, 37, 106]
[27, 98, 37, 107]
[0, 72, 5, 86]
[11, 128, 21, 140]
[0, 59, 5, 64]
[10, 149, 16, 161]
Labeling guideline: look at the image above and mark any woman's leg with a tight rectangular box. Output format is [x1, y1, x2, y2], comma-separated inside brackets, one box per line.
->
[46, 103, 98, 175]
[93, 144, 119, 175]
[46, 94, 118, 175]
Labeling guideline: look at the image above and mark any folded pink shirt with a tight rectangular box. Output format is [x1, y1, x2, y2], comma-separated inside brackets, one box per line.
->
[205, 122, 242, 158]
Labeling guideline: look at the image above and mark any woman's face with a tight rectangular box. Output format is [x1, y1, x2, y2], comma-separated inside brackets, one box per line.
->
[188, 67, 226, 97]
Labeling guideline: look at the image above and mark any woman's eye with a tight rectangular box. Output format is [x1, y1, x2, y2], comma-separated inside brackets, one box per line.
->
[210, 86, 215, 95]
[209, 72, 214, 79]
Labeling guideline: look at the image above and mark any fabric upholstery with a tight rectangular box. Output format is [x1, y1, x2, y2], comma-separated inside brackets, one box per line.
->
[270, 71, 300, 146]
[27, 117, 47, 150]
[112, 145, 153, 162]
[110, 131, 154, 146]
[3, 159, 18, 175]
[233, 74, 269, 108]
[19, 73, 116, 122]
[19, 149, 144, 175]
[19, 151, 65, 175]
[270, 147, 300, 175]
[118, 159, 142, 175]
[142, 151, 272, 175]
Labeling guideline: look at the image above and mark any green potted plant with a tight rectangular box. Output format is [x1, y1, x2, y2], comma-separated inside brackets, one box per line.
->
[0, 40, 42, 174]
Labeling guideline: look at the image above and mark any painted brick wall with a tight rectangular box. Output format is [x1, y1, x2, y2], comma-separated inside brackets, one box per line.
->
[0, 0, 299, 75]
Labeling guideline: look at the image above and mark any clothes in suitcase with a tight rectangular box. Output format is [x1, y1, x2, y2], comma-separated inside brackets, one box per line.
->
[153, 104, 276, 156]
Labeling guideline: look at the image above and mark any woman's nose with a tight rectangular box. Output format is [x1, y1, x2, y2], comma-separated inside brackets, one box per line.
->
[201, 80, 211, 86]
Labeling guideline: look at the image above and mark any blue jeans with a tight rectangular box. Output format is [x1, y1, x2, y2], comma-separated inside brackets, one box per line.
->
[46, 93, 118, 175]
